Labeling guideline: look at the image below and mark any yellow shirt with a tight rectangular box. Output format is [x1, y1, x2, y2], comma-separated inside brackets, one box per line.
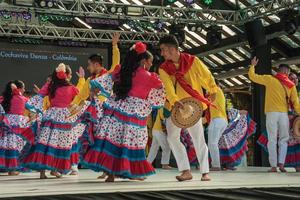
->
[72, 44, 120, 105]
[42, 77, 86, 110]
[152, 108, 165, 132]
[159, 56, 218, 110]
[210, 87, 227, 120]
[248, 65, 300, 114]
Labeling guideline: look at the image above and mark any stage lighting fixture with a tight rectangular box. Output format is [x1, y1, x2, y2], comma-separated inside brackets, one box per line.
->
[206, 25, 222, 47]
[279, 9, 299, 35]
[47, 0, 53, 8]
[110, 6, 116, 13]
[127, 6, 143, 16]
[117, 7, 123, 14]
[185, 0, 194, 5]
[203, 0, 213, 6]
[39, 0, 46, 7]
[188, 24, 202, 32]
[169, 23, 186, 46]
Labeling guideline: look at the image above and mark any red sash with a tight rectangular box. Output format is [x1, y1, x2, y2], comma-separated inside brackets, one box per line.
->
[91, 68, 108, 80]
[160, 53, 213, 107]
[275, 73, 295, 89]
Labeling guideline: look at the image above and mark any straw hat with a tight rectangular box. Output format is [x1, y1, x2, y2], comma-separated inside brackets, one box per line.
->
[171, 97, 203, 129]
[293, 116, 300, 141]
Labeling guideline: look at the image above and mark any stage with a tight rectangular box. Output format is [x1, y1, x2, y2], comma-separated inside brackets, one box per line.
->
[1, 167, 300, 199]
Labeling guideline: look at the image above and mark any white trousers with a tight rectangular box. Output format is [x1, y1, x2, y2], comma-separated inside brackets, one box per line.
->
[266, 112, 289, 167]
[147, 130, 171, 165]
[207, 118, 228, 168]
[166, 118, 209, 174]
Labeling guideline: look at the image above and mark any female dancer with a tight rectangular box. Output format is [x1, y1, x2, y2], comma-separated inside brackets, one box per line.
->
[83, 42, 166, 182]
[23, 63, 91, 179]
[0, 81, 36, 175]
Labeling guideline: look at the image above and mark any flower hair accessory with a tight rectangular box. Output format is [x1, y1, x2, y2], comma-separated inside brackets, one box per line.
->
[131, 42, 147, 54]
[56, 63, 68, 80]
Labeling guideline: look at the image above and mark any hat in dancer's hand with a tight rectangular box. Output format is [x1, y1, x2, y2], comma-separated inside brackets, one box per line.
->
[171, 97, 203, 129]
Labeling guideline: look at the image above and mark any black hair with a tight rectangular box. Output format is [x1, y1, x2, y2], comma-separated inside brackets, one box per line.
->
[159, 35, 179, 48]
[1, 80, 25, 112]
[49, 65, 72, 99]
[88, 54, 103, 65]
[114, 49, 153, 100]
[278, 63, 290, 70]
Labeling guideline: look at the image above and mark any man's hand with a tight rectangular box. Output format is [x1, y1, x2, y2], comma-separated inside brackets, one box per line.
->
[76, 66, 85, 78]
[112, 32, 120, 46]
[175, 100, 184, 109]
[251, 56, 259, 67]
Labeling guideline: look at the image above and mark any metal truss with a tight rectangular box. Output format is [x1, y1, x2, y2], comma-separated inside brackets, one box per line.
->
[0, 23, 165, 43]
[237, 0, 300, 22]
[0, 1, 239, 25]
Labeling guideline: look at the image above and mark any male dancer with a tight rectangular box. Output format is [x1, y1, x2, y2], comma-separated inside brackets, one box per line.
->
[72, 33, 120, 104]
[158, 35, 217, 181]
[249, 57, 300, 172]
[207, 80, 228, 171]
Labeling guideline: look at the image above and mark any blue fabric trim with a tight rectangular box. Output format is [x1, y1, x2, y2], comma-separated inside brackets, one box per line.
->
[90, 79, 111, 98]
[26, 143, 78, 160]
[219, 133, 248, 156]
[0, 149, 20, 159]
[88, 139, 147, 161]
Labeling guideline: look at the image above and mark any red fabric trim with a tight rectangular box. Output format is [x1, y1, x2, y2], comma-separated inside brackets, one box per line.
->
[84, 149, 155, 175]
[0, 157, 18, 168]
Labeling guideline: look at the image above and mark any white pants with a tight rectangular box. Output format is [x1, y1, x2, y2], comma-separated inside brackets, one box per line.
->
[166, 118, 209, 174]
[208, 118, 228, 168]
[147, 130, 171, 165]
[266, 112, 289, 167]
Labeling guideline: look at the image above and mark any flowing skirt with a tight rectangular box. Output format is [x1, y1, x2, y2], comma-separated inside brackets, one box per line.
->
[0, 114, 36, 171]
[23, 102, 92, 174]
[257, 115, 300, 168]
[83, 97, 156, 179]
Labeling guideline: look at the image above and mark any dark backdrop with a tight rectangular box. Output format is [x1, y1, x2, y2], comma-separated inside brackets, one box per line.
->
[0, 42, 108, 92]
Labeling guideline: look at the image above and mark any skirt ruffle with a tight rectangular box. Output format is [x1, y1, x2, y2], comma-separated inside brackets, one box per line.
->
[83, 97, 156, 178]
[23, 103, 92, 174]
[83, 139, 155, 178]
[0, 114, 36, 171]
[257, 130, 300, 168]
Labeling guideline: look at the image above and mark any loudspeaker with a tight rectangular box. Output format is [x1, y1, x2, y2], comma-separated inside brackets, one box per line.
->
[245, 19, 267, 48]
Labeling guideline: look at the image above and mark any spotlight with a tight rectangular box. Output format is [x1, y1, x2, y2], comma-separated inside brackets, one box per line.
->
[169, 23, 186, 46]
[187, 24, 202, 32]
[206, 25, 222, 47]
[39, 0, 46, 7]
[35, 0, 56, 8]
[47, 1, 54, 8]
[117, 7, 123, 14]
[110, 6, 116, 13]
[185, 0, 194, 5]
[22, 11, 32, 21]
[279, 9, 299, 35]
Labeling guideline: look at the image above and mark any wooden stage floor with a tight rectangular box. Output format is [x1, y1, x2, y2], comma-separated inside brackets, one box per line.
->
[0, 167, 300, 198]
